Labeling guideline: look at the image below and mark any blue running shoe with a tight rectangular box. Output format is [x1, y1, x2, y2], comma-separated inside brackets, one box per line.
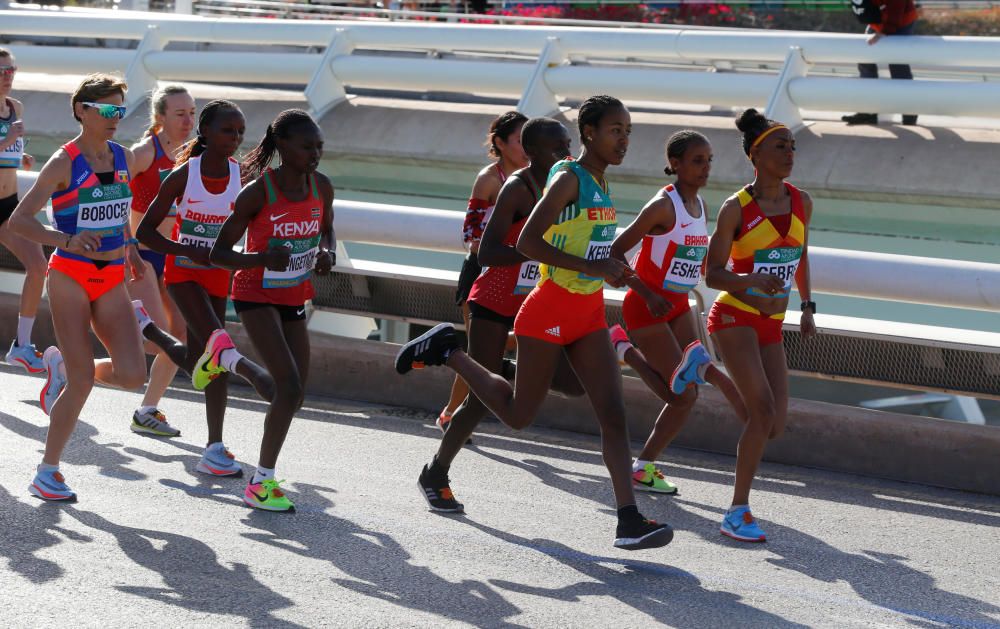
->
[40, 347, 66, 416]
[720, 506, 767, 543]
[670, 341, 712, 395]
[28, 468, 77, 502]
[195, 444, 243, 477]
[6, 339, 45, 374]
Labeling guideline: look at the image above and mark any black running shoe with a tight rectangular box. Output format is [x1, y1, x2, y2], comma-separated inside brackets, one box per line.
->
[418, 463, 464, 513]
[614, 517, 674, 550]
[395, 323, 460, 375]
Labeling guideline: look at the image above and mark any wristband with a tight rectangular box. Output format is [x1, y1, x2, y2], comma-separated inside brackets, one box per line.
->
[800, 301, 817, 314]
[127, 237, 139, 246]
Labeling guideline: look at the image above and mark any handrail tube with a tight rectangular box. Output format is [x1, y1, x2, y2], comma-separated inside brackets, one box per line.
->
[4, 46, 131, 76]
[790, 77, 1000, 117]
[544, 66, 775, 107]
[330, 56, 532, 94]
[143, 51, 318, 83]
[5, 11, 1000, 68]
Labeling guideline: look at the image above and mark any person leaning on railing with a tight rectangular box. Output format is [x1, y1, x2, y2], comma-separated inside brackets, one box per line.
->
[843, 0, 920, 126]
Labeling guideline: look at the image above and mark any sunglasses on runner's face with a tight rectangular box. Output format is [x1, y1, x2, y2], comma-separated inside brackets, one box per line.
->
[0, 66, 17, 77]
[83, 102, 127, 119]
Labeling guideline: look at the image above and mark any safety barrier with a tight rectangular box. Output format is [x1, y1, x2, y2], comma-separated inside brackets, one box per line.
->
[4, 9, 1000, 128]
[6, 172, 1000, 400]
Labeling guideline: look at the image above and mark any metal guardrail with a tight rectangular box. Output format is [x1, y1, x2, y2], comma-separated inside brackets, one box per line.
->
[6, 171, 1000, 399]
[4, 9, 1000, 128]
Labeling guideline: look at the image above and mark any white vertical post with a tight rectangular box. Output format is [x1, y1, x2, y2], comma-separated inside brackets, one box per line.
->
[305, 28, 354, 121]
[517, 37, 567, 118]
[766, 45, 810, 132]
[174, 0, 193, 14]
[124, 26, 168, 116]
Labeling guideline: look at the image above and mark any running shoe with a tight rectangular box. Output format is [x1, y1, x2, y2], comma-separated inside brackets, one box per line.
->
[194, 444, 243, 477]
[28, 468, 77, 502]
[720, 506, 767, 543]
[670, 340, 712, 395]
[394, 323, 460, 375]
[243, 478, 295, 512]
[40, 346, 66, 416]
[632, 463, 678, 495]
[609, 324, 632, 366]
[130, 407, 181, 437]
[417, 462, 464, 512]
[614, 516, 674, 550]
[192, 328, 234, 391]
[5, 339, 45, 373]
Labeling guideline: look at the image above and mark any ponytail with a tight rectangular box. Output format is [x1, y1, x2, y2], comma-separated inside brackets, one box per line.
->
[242, 109, 319, 183]
[241, 124, 277, 183]
[174, 134, 207, 166]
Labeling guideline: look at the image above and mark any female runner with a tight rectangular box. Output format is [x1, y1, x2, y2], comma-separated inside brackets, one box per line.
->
[705, 108, 816, 542]
[137, 99, 273, 479]
[10, 74, 149, 500]
[397, 96, 673, 551]
[211, 108, 334, 512]
[441, 111, 528, 431]
[608, 130, 746, 494]
[417, 116, 584, 512]
[0, 47, 45, 373]
[126, 85, 194, 437]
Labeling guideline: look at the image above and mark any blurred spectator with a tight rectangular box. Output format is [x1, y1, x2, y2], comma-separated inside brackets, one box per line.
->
[843, 0, 919, 126]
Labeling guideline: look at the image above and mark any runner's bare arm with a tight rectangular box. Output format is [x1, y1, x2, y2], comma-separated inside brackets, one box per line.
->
[136, 164, 200, 260]
[315, 173, 336, 274]
[129, 135, 156, 175]
[210, 178, 287, 271]
[795, 190, 816, 338]
[478, 177, 530, 268]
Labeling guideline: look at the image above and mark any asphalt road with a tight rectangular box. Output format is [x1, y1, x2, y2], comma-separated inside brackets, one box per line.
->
[2, 364, 999, 628]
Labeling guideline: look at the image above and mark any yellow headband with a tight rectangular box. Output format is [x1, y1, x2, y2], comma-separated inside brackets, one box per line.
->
[749, 124, 789, 152]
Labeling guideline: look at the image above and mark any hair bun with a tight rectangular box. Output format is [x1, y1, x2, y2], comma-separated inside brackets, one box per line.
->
[736, 108, 767, 133]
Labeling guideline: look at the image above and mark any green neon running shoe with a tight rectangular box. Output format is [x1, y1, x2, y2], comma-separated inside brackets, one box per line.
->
[192, 328, 234, 391]
[632, 463, 678, 495]
[243, 479, 295, 512]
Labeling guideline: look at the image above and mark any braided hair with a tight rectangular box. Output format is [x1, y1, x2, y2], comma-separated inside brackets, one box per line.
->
[242, 108, 320, 181]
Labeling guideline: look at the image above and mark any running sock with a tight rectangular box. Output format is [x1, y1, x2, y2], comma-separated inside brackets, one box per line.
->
[138, 405, 157, 416]
[615, 340, 633, 364]
[430, 455, 449, 475]
[207, 441, 225, 452]
[252, 466, 275, 485]
[37, 462, 59, 474]
[727, 504, 749, 514]
[632, 459, 652, 473]
[131, 300, 153, 332]
[617, 504, 642, 522]
[219, 348, 243, 373]
[697, 362, 710, 381]
[17, 316, 34, 347]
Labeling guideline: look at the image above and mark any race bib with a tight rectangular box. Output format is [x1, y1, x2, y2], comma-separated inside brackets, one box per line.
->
[747, 246, 801, 298]
[176, 218, 223, 269]
[77, 183, 131, 241]
[514, 260, 541, 295]
[263, 235, 320, 289]
[0, 122, 23, 168]
[578, 223, 616, 281]
[663, 245, 707, 293]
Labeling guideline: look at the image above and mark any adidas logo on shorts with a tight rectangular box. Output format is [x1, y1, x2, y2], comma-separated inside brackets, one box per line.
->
[545, 326, 561, 337]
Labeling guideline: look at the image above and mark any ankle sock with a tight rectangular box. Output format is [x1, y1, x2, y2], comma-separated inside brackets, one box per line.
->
[252, 466, 275, 484]
[37, 462, 59, 474]
[219, 348, 242, 372]
[617, 504, 641, 522]
[17, 315, 34, 347]
[632, 459, 651, 473]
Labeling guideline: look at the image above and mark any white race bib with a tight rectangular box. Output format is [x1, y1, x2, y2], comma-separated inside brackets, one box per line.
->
[514, 260, 541, 295]
[662, 245, 707, 293]
[747, 246, 801, 298]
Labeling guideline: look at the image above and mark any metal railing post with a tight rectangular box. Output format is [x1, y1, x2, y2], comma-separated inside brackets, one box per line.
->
[305, 28, 354, 121]
[517, 37, 567, 118]
[766, 45, 810, 131]
[124, 26, 169, 116]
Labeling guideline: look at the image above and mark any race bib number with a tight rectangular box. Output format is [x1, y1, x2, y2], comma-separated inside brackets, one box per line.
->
[663, 245, 707, 293]
[514, 260, 541, 295]
[77, 183, 131, 241]
[176, 219, 223, 269]
[263, 235, 320, 289]
[578, 223, 616, 281]
[747, 246, 801, 298]
[0, 123, 23, 168]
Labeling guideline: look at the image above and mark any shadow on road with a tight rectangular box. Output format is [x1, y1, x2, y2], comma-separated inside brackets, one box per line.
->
[64, 507, 302, 628]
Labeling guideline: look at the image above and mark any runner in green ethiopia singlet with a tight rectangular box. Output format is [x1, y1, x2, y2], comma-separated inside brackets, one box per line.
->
[539, 159, 617, 295]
